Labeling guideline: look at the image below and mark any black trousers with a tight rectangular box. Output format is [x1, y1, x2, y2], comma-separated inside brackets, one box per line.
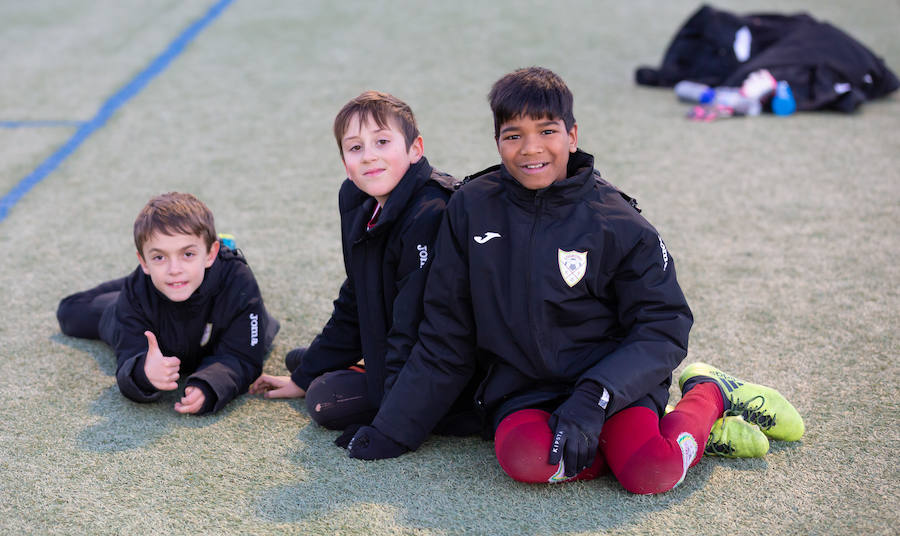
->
[305, 369, 378, 430]
[305, 365, 481, 436]
[56, 277, 127, 343]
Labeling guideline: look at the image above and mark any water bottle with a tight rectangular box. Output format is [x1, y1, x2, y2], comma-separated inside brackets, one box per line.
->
[674, 81, 762, 116]
[771, 81, 796, 116]
[709, 87, 762, 116]
[674, 80, 715, 103]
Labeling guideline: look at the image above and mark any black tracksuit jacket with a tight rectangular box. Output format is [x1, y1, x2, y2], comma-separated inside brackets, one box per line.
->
[290, 157, 457, 407]
[635, 4, 899, 112]
[106, 248, 278, 413]
[373, 150, 693, 449]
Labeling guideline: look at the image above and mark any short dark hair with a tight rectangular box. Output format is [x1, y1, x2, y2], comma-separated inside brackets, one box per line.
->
[133, 192, 217, 256]
[488, 67, 575, 139]
[333, 91, 419, 157]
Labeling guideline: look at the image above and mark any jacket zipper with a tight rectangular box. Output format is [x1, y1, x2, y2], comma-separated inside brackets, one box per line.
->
[528, 192, 546, 370]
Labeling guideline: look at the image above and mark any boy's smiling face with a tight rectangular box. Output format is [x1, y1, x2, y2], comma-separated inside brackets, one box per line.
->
[341, 112, 424, 205]
[496, 115, 578, 190]
[138, 231, 219, 302]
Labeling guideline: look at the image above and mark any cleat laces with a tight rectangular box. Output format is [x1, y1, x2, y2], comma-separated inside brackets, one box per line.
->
[726, 394, 776, 431]
[705, 439, 736, 456]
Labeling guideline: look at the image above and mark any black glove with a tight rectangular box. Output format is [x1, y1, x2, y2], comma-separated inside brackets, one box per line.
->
[547, 381, 609, 477]
[346, 426, 409, 460]
[334, 423, 364, 449]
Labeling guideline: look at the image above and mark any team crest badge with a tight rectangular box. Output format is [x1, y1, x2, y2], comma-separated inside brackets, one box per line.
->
[558, 249, 588, 287]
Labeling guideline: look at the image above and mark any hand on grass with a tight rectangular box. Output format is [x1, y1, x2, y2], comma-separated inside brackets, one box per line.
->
[248, 374, 306, 398]
[144, 331, 180, 391]
[174, 386, 206, 414]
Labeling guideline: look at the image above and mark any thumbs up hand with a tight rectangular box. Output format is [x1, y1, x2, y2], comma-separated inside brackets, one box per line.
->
[144, 331, 181, 391]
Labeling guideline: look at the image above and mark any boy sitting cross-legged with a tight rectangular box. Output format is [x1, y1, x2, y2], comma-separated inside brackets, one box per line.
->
[346, 67, 804, 494]
[57, 192, 279, 415]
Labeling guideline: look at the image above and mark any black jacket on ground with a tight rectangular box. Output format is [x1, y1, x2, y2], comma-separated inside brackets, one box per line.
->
[372, 150, 693, 449]
[104, 248, 278, 414]
[291, 157, 457, 407]
[635, 4, 899, 112]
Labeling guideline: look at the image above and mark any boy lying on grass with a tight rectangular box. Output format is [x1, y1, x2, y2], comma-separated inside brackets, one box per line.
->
[58, 192, 278, 414]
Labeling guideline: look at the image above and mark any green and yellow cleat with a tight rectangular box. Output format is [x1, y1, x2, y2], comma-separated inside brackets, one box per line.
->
[679, 362, 805, 441]
[706, 415, 769, 458]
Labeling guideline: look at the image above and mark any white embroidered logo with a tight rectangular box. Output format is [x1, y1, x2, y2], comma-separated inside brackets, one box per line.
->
[199, 323, 213, 347]
[417, 244, 428, 268]
[548, 460, 569, 483]
[249, 313, 259, 347]
[658, 236, 669, 271]
[598, 387, 610, 409]
[674, 432, 698, 488]
[474, 232, 502, 244]
[558, 249, 588, 287]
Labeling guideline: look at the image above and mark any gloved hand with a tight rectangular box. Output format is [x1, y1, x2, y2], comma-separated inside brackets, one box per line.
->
[334, 423, 364, 449]
[547, 381, 609, 477]
[347, 426, 409, 460]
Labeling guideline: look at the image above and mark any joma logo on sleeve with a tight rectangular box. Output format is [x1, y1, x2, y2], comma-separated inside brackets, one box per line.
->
[249, 313, 259, 346]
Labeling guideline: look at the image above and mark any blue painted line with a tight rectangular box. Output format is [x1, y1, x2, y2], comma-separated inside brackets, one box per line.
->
[0, 0, 235, 223]
[0, 120, 86, 128]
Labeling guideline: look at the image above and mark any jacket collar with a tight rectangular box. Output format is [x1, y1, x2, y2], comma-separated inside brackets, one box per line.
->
[364, 157, 433, 235]
[499, 149, 596, 209]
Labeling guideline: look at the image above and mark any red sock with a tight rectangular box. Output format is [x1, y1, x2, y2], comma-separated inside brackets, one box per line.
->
[661, 382, 724, 467]
[600, 406, 682, 494]
[599, 384, 723, 494]
[494, 409, 606, 483]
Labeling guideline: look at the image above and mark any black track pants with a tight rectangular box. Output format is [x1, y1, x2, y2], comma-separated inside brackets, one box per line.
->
[57, 277, 127, 340]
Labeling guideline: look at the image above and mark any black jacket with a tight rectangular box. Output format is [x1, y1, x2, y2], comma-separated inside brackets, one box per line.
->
[635, 4, 899, 112]
[108, 247, 278, 413]
[291, 157, 456, 406]
[373, 150, 693, 449]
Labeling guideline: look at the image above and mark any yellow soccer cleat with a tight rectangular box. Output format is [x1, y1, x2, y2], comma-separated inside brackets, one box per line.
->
[705, 416, 769, 458]
[679, 362, 805, 441]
